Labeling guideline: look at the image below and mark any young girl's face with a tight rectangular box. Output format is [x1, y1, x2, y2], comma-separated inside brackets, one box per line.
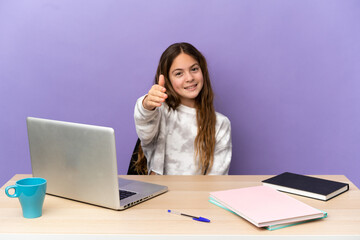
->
[168, 53, 204, 108]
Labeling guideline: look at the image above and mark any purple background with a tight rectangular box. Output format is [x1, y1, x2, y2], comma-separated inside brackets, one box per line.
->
[1, 0, 359, 187]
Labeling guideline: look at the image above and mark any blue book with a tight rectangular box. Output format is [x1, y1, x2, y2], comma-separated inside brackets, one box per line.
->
[262, 172, 349, 201]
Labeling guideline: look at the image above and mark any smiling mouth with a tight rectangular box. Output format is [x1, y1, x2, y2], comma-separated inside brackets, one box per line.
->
[184, 84, 197, 90]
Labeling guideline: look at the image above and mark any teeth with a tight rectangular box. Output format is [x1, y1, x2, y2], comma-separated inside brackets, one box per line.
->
[185, 84, 197, 89]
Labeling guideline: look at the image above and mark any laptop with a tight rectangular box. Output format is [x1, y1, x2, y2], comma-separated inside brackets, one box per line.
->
[26, 117, 168, 210]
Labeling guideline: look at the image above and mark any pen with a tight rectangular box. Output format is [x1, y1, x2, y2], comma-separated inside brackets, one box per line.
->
[167, 209, 211, 223]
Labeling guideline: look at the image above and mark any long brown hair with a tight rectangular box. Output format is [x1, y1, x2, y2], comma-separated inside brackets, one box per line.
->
[135, 42, 216, 174]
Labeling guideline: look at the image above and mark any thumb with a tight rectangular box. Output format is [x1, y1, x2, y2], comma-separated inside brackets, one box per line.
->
[158, 74, 165, 87]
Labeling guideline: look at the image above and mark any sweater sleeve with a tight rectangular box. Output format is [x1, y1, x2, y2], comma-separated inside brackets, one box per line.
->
[134, 95, 166, 175]
[134, 95, 161, 146]
[208, 116, 232, 175]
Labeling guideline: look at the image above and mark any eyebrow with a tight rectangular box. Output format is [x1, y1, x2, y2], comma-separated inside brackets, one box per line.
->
[171, 63, 200, 74]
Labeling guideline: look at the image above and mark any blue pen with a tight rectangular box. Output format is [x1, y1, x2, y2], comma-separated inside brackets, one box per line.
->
[168, 210, 211, 223]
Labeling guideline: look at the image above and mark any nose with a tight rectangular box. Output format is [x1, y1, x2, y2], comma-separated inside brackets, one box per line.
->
[185, 71, 194, 82]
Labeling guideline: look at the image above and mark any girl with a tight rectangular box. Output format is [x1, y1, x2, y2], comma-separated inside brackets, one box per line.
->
[134, 42, 232, 175]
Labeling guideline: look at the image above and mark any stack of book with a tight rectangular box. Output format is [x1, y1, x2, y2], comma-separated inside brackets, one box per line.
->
[209, 173, 349, 230]
[209, 185, 327, 230]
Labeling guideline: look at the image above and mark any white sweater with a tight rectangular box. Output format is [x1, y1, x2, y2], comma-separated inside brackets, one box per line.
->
[134, 95, 232, 175]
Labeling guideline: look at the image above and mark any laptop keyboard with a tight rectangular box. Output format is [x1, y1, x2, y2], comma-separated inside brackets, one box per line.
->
[119, 190, 137, 200]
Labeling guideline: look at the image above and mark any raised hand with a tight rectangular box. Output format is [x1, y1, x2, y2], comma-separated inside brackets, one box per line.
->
[142, 75, 168, 111]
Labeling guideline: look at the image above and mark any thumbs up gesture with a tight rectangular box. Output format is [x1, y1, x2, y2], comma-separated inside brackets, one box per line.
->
[143, 75, 168, 111]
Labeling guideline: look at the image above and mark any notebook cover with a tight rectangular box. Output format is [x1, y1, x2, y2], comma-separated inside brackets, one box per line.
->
[208, 197, 327, 231]
[262, 172, 349, 197]
[209, 186, 324, 227]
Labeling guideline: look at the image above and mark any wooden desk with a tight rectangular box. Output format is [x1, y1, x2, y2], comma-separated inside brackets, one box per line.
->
[1, 174, 359, 239]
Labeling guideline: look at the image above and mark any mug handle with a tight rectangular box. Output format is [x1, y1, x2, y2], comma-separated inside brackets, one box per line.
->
[5, 185, 19, 198]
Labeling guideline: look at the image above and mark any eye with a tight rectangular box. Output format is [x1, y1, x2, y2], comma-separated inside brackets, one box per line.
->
[191, 67, 199, 72]
[175, 72, 183, 77]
